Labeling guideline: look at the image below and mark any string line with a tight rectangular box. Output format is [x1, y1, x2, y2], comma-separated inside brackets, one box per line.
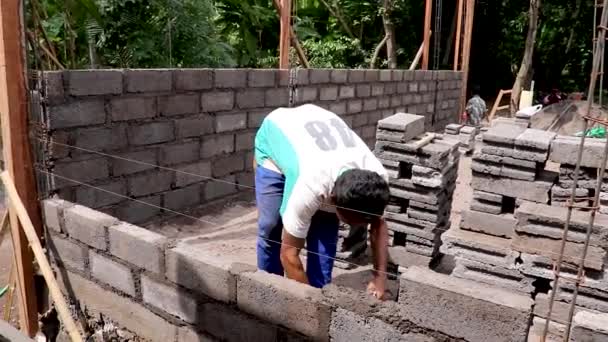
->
[37, 168, 599, 273]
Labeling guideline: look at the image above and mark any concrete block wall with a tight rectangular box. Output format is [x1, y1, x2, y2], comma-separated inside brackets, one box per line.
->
[39, 68, 462, 225]
[44, 197, 537, 342]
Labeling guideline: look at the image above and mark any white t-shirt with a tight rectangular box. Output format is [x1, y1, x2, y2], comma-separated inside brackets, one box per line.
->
[254, 104, 388, 238]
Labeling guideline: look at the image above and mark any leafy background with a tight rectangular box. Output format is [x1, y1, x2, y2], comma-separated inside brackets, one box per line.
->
[26, 0, 598, 98]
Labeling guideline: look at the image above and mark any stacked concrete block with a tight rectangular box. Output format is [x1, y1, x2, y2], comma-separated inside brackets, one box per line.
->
[375, 113, 460, 269]
[444, 123, 477, 153]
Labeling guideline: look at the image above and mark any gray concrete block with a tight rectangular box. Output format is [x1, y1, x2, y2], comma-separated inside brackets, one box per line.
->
[67, 70, 123, 96]
[42, 198, 73, 233]
[212, 154, 245, 177]
[388, 246, 433, 268]
[164, 185, 200, 211]
[473, 151, 537, 169]
[248, 69, 277, 87]
[550, 136, 608, 168]
[470, 199, 503, 215]
[128, 121, 175, 146]
[371, 83, 385, 96]
[471, 171, 554, 203]
[110, 96, 156, 122]
[128, 170, 173, 197]
[491, 117, 529, 129]
[363, 98, 378, 111]
[309, 69, 331, 84]
[571, 311, 608, 341]
[141, 275, 198, 323]
[214, 69, 247, 88]
[0, 319, 35, 342]
[348, 69, 366, 83]
[473, 190, 503, 203]
[75, 180, 126, 208]
[461, 210, 515, 238]
[174, 69, 213, 90]
[55, 270, 177, 342]
[204, 175, 237, 200]
[159, 94, 200, 116]
[320, 86, 339, 101]
[125, 69, 172, 93]
[215, 112, 247, 133]
[73, 125, 128, 152]
[556, 283, 608, 314]
[175, 161, 211, 187]
[377, 113, 425, 140]
[115, 195, 161, 224]
[237, 271, 331, 340]
[159, 141, 200, 166]
[365, 70, 380, 82]
[512, 233, 605, 271]
[89, 251, 135, 296]
[166, 242, 254, 303]
[201, 134, 234, 158]
[515, 201, 608, 247]
[236, 131, 255, 152]
[452, 257, 534, 294]
[339, 85, 355, 99]
[201, 90, 234, 112]
[330, 69, 348, 83]
[482, 123, 527, 145]
[108, 222, 167, 273]
[265, 88, 289, 107]
[42, 71, 65, 104]
[64, 205, 117, 250]
[399, 266, 533, 342]
[329, 101, 347, 115]
[247, 110, 267, 128]
[534, 292, 589, 324]
[355, 84, 371, 97]
[515, 128, 556, 150]
[236, 88, 265, 109]
[528, 316, 567, 342]
[175, 114, 214, 138]
[295, 87, 318, 104]
[329, 308, 422, 342]
[112, 149, 157, 176]
[440, 227, 519, 267]
[471, 160, 536, 181]
[48, 100, 106, 129]
[47, 232, 88, 271]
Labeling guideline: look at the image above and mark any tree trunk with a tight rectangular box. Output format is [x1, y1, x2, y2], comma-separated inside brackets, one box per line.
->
[511, 0, 541, 113]
[382, 0, 397, 69]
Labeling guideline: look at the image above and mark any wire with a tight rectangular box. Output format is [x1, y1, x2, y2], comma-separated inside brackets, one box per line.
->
[35, 162, 601, 268]
[36, 168, 403, 280]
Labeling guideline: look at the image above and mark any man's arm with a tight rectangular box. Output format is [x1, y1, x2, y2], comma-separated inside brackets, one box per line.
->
[280, 231, 308, 284]
[368, 217, 388, 299]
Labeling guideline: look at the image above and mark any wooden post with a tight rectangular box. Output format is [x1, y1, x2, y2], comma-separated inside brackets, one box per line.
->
[279, 0, 292, 69]
[453, 0, 464, 70]
[422, 0, 433, 69]
[272, 0, 309, 68]
[459, 0, 475, 113]
[0, 0, 42, 336]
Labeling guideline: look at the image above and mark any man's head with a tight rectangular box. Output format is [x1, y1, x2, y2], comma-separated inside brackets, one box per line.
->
[331, 169, 390, 226]
[471, 84, 481, 96]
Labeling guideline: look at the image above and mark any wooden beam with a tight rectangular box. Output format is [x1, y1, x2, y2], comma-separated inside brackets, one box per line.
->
[0, 0, 41, 336]
[272, 0, 309, 68]
[279, 0, 292, 69]
[409, 31, 431, 70]
[422, 0, 433, 69]
[453, 0, 464, 70]
[459, 0, 475, 113]
[2, 172, 84, 342]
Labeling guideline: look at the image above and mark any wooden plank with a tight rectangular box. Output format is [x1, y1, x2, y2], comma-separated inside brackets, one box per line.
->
[422, 0, 433, 69]
[0, 0, 41, 336]
[488, 89, 507, 122]
[453, 0, 464, 70]
[459, 0, 475, 113]
[279, 0, 292, 69]
[2, 172, 83, 342]
[272, 0, 309, 68]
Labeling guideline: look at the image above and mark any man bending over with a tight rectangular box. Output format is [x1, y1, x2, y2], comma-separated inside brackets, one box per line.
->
[253, 104, 390, 299]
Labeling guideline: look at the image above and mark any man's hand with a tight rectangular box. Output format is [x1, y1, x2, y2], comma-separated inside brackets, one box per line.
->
[280, 230, 308, 284]
[369, 217, 389, 300]
[367, 276, 388, 300]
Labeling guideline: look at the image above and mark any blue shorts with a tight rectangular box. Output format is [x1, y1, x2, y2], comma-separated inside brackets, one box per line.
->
[254, 165, 339, 288]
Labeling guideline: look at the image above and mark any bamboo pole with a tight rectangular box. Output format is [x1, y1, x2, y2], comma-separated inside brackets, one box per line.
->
[459, 0, 475, 113]
[272, 0, 309, 68]
[422, 0, 433, 69]
[1, 171, 84, 342]
[279, 0, 292, 69]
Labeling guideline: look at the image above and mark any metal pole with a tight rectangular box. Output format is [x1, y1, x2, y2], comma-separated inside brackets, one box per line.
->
[542, 0, 608, 340]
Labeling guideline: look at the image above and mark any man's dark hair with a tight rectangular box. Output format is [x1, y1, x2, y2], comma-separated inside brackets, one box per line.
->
[332, 169, 390, 219]
[472, 84, 481, 96]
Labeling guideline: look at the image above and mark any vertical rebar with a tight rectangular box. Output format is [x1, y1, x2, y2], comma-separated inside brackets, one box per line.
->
[542, 0, 608, 340]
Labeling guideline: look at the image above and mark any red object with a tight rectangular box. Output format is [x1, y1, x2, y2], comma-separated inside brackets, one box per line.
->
[460, 111, 468, 124]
